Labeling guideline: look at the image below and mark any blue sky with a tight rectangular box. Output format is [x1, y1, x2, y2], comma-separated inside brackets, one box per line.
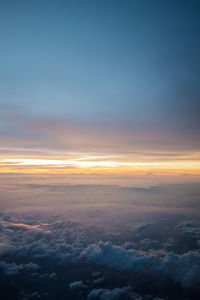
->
[0, 0, 200, 155]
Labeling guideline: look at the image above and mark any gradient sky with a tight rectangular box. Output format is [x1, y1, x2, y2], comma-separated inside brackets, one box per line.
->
[0, 0, 200, 177]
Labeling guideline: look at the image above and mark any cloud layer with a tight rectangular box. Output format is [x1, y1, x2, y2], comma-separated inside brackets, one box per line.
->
[0, 212, 200, 299]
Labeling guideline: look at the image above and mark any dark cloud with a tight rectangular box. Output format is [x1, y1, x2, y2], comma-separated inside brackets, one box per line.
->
[87, 286, 133, 300]
[69, 281, 88, 291]
[0, 212, 200, 299]
[0, 261, 40, 276]
[81, 241, 200, 288]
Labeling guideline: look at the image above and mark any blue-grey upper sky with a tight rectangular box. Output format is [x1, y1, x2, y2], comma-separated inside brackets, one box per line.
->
[0, 0, 200, 152]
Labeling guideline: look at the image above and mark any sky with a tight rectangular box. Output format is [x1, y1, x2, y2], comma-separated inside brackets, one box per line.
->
[1, 3, 200, 298]
[0, 0, 200, 180]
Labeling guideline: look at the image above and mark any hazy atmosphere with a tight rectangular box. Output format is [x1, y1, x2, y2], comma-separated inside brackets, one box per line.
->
[0, 1, 200, 299]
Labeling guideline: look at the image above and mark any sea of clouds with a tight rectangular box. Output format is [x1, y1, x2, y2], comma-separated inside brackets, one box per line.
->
[0, 210, 200, 300]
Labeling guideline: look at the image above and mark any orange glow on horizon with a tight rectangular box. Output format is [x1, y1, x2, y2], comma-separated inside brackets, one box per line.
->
[0, 155, 200, 176]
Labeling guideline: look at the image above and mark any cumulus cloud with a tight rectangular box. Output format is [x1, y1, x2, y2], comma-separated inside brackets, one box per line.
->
[92, 271, 101, 278]
[87, 286, 133, 300]
[0, 213, 200, 299]
[81, 241, 152, 272]
[133, 223, 150, 233]
[92, 277, 104, 285]
[48, 272, 56, 279]
[177, 220, 200, 240]
[69, 281, 88, 291]
[0, 261, 40, 276]
[0, 261, 21, 275]
[81, 242, 200, 288]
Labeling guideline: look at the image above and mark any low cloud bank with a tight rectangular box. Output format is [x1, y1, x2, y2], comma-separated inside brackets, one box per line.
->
[81, 242, 200, 288]
[0, 214, 200, 299]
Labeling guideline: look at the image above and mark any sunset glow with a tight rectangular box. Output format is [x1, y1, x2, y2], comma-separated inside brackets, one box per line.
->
[0, 155, 200, 175]
[0, 1, 200, 299]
